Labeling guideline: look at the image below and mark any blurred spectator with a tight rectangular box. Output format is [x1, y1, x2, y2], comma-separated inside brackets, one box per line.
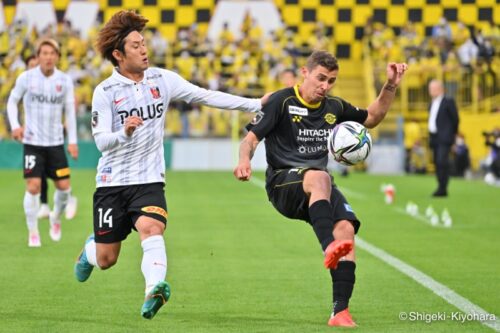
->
[279, 68, 298, 88]
[482, 128, 500, 186]
[403, 118, 424, 173]
[432, 17, 452, 42]
[409, 139, 427, 174]
[451, 133, 470, 177]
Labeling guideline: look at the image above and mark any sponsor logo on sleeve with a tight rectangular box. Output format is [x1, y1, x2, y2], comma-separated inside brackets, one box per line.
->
[91, 111, 98, 127]
[289, 105, 308, 116]
[251, 111, 265, 125]
[344, 203, 354, 213]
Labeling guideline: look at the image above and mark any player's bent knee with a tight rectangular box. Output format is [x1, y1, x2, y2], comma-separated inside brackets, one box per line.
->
[136, 216, 166, 239]
[334, 220, 355, 238]
[97, 255, 118, 269]
[26, 180, 41, 194]
[303, 170, 331, 193]
[54, 179, 70, 191]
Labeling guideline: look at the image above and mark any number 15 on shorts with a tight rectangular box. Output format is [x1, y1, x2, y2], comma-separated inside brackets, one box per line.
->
[98, 208, 113, 228]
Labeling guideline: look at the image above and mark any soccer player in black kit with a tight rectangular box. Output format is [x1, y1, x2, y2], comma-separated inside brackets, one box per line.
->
[234, 51, 407, 327]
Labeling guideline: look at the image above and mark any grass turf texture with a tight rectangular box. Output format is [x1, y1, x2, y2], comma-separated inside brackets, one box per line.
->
[0, 170, 498, 332]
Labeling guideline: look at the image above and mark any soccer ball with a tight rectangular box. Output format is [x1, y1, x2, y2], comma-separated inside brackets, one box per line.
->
[327, 121, 372, 166]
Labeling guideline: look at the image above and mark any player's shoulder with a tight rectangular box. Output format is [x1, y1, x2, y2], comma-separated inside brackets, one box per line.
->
[94, 75, 121, 95]
[55, 69, 73, 83]
[145, 67, 173, 80]
[145, 67, 165, 76]
[16, 67, 34, 81]
[325, 95, 348, 109]
[267, 87, 295, 104]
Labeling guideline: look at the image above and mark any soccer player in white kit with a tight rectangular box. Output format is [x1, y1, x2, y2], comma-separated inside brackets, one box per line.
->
[7, 39, 78, 247]
[74, 10, 267, 319]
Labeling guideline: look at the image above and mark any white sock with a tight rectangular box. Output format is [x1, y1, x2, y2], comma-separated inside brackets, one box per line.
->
[141, 235, 167, 295]
[84, 238, 100, 268]
[24, 191, 40, 232]
[53, 188, 70, 216]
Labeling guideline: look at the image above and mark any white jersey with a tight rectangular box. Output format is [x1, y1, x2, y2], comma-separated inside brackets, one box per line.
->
[92, 67, 261, 187]
[7, 66, 77, 146]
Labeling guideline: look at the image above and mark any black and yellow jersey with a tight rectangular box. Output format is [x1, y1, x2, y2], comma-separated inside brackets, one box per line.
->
[247, 84, 368, 170]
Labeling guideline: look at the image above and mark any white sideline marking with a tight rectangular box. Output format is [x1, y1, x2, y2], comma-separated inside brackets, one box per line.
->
[249, 176, 500, 331]
[356, 238, 500, 331]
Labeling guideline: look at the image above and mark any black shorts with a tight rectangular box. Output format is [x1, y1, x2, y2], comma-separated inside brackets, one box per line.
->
[23, 144, 70, 179]
[265, 167, 360, 233]
[93, 183, 167, 243]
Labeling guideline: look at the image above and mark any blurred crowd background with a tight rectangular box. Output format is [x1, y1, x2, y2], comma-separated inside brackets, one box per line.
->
[0, 0, 499, 177]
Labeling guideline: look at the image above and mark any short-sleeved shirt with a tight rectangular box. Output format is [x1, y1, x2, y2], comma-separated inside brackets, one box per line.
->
[247, 85, 368, 170]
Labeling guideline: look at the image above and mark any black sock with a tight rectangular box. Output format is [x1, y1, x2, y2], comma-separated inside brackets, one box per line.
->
[40, 177, 48, 204]
[309, 200, 334, 251]
[331, 261, 356, 315]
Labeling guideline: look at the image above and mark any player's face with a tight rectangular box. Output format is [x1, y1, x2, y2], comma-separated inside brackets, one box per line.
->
[301, 65, 337, 104]
[120, 31, 149, 73]
[38, 45, 59, 73]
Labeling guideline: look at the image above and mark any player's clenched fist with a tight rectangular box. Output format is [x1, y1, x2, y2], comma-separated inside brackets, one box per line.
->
[234, 161, 252, 181]
[124, 116, 143, 137]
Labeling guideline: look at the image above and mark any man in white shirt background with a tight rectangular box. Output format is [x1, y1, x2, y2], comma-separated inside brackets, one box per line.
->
[427, 79, 459, 197]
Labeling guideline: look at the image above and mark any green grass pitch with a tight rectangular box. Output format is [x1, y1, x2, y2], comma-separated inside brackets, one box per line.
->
[0, 169, 498, 332]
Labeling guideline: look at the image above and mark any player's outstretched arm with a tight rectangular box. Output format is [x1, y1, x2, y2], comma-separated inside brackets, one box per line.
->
[364, 62, 408, 128]
[167, 70, 264, 113]
[234, 131, 260, 181]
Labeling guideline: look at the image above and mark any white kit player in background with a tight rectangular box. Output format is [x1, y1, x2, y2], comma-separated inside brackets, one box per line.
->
[7, 38, 78, 247]
[74, 10, 269, 320]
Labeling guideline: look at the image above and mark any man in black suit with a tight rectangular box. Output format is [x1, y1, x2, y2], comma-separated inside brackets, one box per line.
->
[428, 79, 459, 197]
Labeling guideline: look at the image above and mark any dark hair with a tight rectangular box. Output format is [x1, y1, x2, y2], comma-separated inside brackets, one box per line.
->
[24, 54, 37, 66]
[305, 50, 339, 71]
[95, 10, 148, 66]
[281, 68, 297, 77]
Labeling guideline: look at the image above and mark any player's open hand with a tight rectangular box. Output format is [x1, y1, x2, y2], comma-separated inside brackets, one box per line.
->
[386, 62, 408, 86]
[67, 144, 79, 160]
[12, 127, 24, 142]
[234, 161, 252, 181]
[124, 116, 143, 137]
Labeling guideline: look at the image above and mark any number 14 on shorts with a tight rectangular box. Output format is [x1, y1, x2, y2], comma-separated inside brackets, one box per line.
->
[98, 208, 113, 228]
